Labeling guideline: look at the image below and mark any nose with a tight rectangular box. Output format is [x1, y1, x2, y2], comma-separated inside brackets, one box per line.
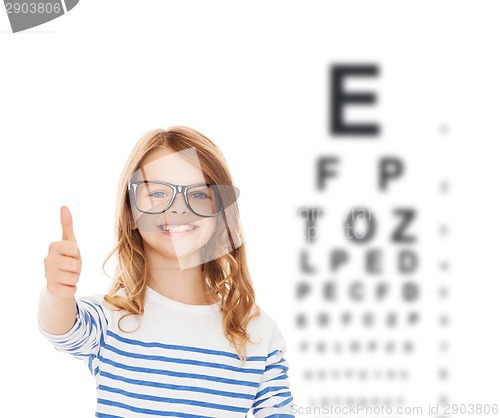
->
[169, 193, 189, 214]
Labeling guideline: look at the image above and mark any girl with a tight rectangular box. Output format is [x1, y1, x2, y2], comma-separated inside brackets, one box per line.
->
[38, 126, 295, 417]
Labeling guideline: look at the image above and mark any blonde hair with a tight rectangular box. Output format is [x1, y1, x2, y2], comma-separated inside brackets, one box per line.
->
[102, 126, 260, 364]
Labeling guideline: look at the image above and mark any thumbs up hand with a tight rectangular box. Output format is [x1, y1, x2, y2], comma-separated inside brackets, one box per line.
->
[43, 206, 82, 299]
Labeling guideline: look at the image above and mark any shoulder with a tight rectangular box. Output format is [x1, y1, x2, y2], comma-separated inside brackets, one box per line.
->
[249, 303, 277, 326]
[76, 291, 133, 331]
[78, 288, 127, 311]
[76, 292, 119, 319]
[246, 303, 281, 345]
[78, 293, 105, 305]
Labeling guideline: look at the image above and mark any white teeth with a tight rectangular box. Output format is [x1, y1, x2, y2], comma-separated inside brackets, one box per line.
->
[160, 224, 194, 232]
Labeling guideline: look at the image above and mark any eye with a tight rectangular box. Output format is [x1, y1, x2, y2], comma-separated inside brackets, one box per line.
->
[191, 192, 210, 199]
[149, 191, 168, 199]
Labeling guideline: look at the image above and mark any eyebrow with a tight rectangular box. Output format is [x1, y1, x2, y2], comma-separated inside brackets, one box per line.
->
[135, 179, 211, 186]
[134, 167, 209, 185]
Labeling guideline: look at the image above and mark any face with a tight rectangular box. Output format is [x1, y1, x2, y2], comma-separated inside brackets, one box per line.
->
[129, 147, 218, 270]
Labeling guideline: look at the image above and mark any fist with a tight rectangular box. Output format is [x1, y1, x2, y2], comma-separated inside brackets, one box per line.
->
[44, 206, 82, 299]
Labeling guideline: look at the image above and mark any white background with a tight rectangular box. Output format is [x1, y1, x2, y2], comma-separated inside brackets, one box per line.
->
[1, 1, 499, 417]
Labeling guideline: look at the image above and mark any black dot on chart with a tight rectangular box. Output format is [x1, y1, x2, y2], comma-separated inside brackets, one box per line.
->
[440, 340, 449, 351]
[403, 341, 414, 353]
[438, 368, 449, 380]
[341, 312, 351, 325]
[408, 311, 419, 325]
[439, 314, 450, 326]
[440, 260, 449, 271]
[440, 124, 449, 135]
[296, 314, 306, 328]
[439, 180, 450, 193]
[318, 312, 329, 326]
[439, 286, 449, 298]
[439, 224, 449, 235]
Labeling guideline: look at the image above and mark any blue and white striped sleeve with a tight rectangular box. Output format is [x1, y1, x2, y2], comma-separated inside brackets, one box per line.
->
[252, 320, 295, 418]
[38, 296, 108, 376]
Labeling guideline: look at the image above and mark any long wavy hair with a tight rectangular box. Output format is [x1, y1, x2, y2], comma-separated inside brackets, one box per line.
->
[102, 126, 260, 364]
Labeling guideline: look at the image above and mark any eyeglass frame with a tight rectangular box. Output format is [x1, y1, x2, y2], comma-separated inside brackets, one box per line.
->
[128, 180, 232, 218]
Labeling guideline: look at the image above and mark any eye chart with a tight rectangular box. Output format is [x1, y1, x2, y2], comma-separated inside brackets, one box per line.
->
[285, 58, 495, 417]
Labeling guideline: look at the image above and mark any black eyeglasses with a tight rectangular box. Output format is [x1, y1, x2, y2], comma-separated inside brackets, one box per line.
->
[128, 180, 240, 218]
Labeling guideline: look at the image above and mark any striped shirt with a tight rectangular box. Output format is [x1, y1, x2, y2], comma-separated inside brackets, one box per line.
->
[39, 286, 295, 417]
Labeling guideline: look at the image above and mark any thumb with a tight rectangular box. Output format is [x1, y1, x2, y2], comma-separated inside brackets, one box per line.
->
[61, 206, 77, 242]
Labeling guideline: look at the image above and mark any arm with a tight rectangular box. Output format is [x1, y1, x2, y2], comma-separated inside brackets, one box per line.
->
[252, 321, 295, 418]
[39, 296, 108, 375]
[38, 286, 77, 335]
[38, 205, 80, 335]
[38, 206, 107, 374]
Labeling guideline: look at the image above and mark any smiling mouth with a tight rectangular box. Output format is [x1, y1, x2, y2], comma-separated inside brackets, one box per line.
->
[157, 224, 199, 232]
